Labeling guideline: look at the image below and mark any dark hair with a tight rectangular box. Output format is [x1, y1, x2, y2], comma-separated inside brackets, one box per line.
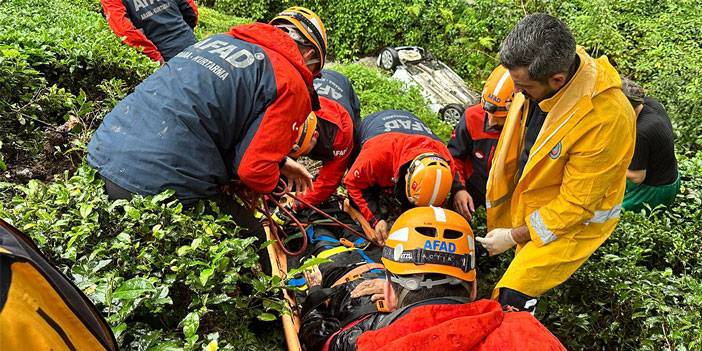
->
[390, 273, 471, 307]
[499, 13, 577, 81]
[621, 76, 645, 107]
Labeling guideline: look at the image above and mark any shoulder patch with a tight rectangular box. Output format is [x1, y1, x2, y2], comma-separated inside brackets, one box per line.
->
[549, 141, 562, 159]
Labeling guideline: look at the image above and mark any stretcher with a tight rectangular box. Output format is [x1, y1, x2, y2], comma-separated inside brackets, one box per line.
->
[264, 198, 376, 351]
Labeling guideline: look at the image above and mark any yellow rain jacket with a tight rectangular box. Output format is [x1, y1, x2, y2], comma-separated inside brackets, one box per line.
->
[485, 47, 636, 297]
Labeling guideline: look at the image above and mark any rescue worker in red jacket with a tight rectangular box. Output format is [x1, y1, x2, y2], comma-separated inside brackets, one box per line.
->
[343, 110, 471, 243]
[286, 69, 361, 209]
[87, 7, 328, 239]
[448, 65, 514, 208]
[300, 207, 566, 351]
[101, 0, 199, 63]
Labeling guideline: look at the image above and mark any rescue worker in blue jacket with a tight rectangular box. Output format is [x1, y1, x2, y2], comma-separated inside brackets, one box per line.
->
[87, 7, 328, 238]
[101, 0, 199, 63]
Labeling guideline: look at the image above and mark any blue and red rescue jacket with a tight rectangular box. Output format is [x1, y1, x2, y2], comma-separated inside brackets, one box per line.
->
[297, 70, 361, 207]
[88, 23, 315, 204]
[101, 0, 198, 62]
[343, 110, 463, 226]
[447, 104, 501, 208]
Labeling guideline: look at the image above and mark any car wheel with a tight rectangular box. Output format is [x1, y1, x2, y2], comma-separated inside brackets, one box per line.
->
[440, 104, 464, 125]
[377, 47, 400, 71]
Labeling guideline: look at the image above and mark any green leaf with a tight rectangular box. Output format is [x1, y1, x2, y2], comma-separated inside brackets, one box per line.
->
[199, 268, 214, 286]
[126, 206, 141, 220]
[147, 342, 183, 351]
[257, 312, 277, 322]
[152, 189, 175, 204]
[181, 311, 200, 339]
[112, 277, 156, 300]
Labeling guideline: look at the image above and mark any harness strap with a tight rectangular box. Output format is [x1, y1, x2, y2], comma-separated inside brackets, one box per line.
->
[331, 263, 385, 288]
[318, 246, 356, 259]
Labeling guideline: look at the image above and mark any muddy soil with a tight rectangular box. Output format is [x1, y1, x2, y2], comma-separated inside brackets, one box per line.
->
[1, 125, 80, 184]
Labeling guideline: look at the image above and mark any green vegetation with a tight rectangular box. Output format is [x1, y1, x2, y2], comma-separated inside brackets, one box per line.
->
[1, 0, 701, 349]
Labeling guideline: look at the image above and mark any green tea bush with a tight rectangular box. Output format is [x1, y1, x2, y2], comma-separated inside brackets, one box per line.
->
[0, 165, 286, 350]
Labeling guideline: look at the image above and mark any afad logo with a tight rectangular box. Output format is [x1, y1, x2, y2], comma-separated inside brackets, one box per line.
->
[487, 93, 502, 103]
[549, 142, 562, 159]
[424, 239, 457, 253]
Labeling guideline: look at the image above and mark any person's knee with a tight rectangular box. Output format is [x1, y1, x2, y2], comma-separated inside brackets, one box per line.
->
[497, 287, 538, 313]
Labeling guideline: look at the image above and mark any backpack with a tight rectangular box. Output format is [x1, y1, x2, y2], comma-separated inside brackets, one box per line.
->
[0, 218, 117, 350]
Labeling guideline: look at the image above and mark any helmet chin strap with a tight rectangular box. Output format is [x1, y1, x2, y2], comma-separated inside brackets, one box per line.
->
[391, 273, 472, 306]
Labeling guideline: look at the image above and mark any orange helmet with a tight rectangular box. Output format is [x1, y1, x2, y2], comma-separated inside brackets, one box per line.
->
[405, 153, 453, 207]
[382, 207, 476, 282]
[481, 65, 514, 118]
[270, 7, 328, 71]
[290, 112, 318, 158]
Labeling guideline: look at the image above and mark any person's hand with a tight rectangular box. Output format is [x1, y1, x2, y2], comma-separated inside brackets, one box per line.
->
[303, 265, 322, 287]
[280, 157, 314, 194]
[350, 279, 386, 302]
[374, 220, 388, 245]
[453, 189, 475, 220]
[475, 228, 516, 256]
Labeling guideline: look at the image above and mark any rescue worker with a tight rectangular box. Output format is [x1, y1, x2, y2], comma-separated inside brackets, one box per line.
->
[87, 7, 328, 239]
[479, 13, 636, 312]
[101, 0, 199, 63]
[300, 207, 566, 351]
[343, 110, 471, 244]
[620, 77, 680, 212]
[448, 65, 514, 208]
[273, 69, 361, 221]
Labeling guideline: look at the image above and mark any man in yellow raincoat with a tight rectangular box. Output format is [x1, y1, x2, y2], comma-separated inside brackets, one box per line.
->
[476, 13, 636, 312]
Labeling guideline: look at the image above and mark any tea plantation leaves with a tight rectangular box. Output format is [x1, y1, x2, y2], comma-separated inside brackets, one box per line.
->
[2, 0, 702, 350]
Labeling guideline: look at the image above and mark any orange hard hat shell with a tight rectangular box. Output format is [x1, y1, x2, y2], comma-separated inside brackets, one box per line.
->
[290, 112, 318, 158]
[270, 7, 328, 69]
[481, 65, 514, 118]
[405, 153, 453, 207]
[383, 207, 476, 282]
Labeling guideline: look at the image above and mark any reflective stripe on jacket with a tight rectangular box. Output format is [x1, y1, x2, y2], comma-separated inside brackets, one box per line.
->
[485, 47, 636, 297]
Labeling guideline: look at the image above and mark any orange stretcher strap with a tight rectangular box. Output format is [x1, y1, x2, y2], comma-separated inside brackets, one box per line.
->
[331, 263, 386, 288]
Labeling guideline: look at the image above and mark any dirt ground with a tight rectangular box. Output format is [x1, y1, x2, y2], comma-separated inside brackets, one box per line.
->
[1, 125, 79, 183]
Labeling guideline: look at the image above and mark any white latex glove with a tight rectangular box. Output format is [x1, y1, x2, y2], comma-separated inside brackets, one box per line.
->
[475, 228, 516, 256]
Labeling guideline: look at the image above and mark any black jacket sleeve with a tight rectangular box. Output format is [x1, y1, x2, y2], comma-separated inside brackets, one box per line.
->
[175, 0, 198, 28]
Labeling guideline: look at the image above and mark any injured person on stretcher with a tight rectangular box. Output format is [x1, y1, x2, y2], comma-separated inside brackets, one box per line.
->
[293, 206, 566, 351]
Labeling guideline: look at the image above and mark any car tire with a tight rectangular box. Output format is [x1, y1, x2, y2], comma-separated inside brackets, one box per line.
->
[377, 47, 400, 71]
[440, 104, 464, 126]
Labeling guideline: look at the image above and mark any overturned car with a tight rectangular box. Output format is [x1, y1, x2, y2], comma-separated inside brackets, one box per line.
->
[377, 46, 480, 125]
